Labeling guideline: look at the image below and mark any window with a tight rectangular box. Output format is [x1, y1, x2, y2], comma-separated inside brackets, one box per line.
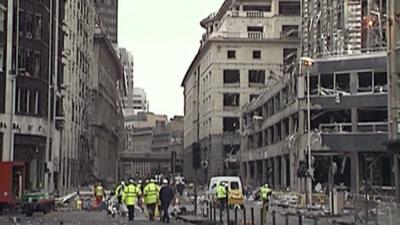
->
[249, 70, 265, 84]
[279, 1, 300, 15]
[223, 93, 240, 107]
[320, 74, 334, 92]
[227, 50, 236, 59]
[243, 5, 271, 12]
[281, 25, 299, 38]
[223, 117, 240, 132]
[335, 73, 350, 93]
[283, 48, 297, 74]
[247, 26, 263, 32]
[357, 72, 373, 92]
[253, 50, 261, 59]
[250, 94, 259, 102]
[223, 70, 240, 84]
[230, 182, 239, 190]
[374, 72, 388, 93]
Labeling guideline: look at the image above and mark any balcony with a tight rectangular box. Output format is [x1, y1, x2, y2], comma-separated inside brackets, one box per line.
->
[229, 11, 272, 18]
[319, 122, 388, 134]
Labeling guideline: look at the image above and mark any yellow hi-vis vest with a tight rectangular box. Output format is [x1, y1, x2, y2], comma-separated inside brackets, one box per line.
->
[143, 182, 159, 205]
[216, 184, 227, 199]
[122, 184, 141, 206]
[260, 186, 272, 200]
[95, 185, 104, 197]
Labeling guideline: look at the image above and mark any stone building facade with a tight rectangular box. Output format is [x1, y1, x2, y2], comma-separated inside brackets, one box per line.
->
[181, 0, 300, 183]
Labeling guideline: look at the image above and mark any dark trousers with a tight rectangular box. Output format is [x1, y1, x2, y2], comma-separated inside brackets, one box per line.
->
[146, 203, 156, 221]
[160, 203, 170, 223]
[218, 198, 227, 210]
[127, 205, 135, 221]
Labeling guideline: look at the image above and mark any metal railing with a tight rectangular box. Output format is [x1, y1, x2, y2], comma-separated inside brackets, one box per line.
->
[319, 122, 388, 133]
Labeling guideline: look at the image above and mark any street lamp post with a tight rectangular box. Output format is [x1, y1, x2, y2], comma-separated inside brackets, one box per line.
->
[300, 57, 315, 207]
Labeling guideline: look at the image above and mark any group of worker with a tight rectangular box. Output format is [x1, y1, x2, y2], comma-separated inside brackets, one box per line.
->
[215, 181, 272, 210]
[111, 178, 175, 223]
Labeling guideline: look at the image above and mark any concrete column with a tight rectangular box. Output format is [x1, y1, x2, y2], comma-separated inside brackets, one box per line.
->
[274, 157, 279, 189]
[281, 156, 287, 189]
[350, 152, 360, 194]
[395, 155, 400, 204]
[262, 159, 267, 184]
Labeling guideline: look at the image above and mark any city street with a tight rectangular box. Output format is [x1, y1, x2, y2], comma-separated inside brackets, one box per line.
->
[0, 211, 191, 225]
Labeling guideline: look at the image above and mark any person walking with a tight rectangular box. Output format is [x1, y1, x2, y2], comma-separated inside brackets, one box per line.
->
[122, 179, 141, 221]
[259, 183, 272, 210]
[143, 179, 160, 221]
[114, 181, 126, 204]
[216, 181, 227, 210]
[159, 179, 174, 223]
[94, 182, 105, 205]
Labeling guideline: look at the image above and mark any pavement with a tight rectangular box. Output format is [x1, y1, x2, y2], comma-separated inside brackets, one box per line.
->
[0, 211, 192, 225]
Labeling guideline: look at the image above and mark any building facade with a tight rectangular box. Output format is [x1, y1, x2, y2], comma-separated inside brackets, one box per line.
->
[119, 48, 134, 109]
[88, 28, 123, 187]
[181, 0, 300, 183]
[241, 0, 393, 196]
[132, 87, 149, 112]
[94, 0, 118, 46]
[387, 0, 400, 203]
[60, 0, 95, 191]
[0, 0, 65, 192]
[119, 116, 183, 180]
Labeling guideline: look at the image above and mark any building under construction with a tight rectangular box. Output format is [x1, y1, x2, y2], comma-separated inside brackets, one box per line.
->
[241, 0, 396, 198]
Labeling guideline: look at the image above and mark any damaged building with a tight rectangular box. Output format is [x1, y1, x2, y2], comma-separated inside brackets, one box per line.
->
[181, 0, 301, 183]
[241, 0, 395, 196]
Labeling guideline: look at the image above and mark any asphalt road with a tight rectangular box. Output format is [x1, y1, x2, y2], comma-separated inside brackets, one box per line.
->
[0, 210, 191, 225]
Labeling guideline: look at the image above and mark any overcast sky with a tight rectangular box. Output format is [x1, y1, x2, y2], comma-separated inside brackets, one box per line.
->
[118, 0, 224, 118]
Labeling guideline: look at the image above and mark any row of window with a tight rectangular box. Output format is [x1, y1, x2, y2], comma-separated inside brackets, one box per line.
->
[223, 69, 266, 84]
[227, 50, 261, 59]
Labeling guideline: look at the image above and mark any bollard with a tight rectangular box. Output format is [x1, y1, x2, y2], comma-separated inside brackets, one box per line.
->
[209, 202, 212, 221]
[285, 213, 289, 225]
[235, 207, 238, 225]
[213, 203, 217, 222]
[251, 207, 255, 225]
[272, 211, 276, 225]
[298, 213, 303, 225]
[243, 207, 247, 225]
[260, 208, 264, 225]
[227, 205, 230, 225]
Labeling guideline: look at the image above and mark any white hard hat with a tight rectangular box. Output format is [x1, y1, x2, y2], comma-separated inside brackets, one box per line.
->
[138, 180, 142, 184]
[163, 179, 168, 184]
[150, 178, 156, 182]
[129, 179, 134, 183]
[121, 181, 125, 185]
[264, 183, 269, 187]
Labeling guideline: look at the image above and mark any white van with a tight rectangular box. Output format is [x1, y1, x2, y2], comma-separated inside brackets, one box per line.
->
[206, 176, 244, 207]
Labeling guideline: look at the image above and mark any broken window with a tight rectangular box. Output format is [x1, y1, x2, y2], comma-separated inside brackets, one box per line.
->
[264, 129, 268, 146]
[248, 135, 254, 149]
[307, 75, 319, 95]
[252, 50, 261, 59]
[374, 72, 388, 93]
[313, 110, 352, 132]
[250, 94, 259, 102]
[279, 1, 300, 15]
[320, 73, 334, 94]
[274, 93, 281, 112]
[227, 50, 236, 59]
[283, 48, 297, 74]
[249, 70, 265, 84]
[283, 118, 289, 138]
[335, 73, 350, 94]
[358, 71, 373, 92]
[281, 25, 299, 38]
[223, 93, 240, 107]
[223, 145, 240, 160]
[257, 132, 263, 148]
[223, 69, 240, 84]
[269, 126, 274, 144]
[247, 26, 264, 32]
[275, 123, 281, 142]
[223, 117, 240, 132]
[358, 107, 387, 123]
